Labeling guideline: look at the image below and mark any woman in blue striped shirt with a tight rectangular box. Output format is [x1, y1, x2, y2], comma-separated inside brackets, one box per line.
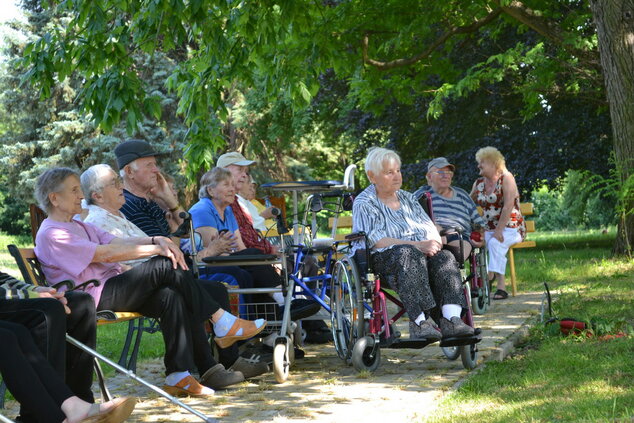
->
[353, 148, 474, 341]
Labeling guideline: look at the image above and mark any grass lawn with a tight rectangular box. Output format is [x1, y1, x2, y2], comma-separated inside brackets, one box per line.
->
[422, 227, 634, 423]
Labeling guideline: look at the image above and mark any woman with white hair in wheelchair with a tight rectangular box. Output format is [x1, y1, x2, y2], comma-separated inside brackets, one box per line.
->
[353, 147, 474, 341]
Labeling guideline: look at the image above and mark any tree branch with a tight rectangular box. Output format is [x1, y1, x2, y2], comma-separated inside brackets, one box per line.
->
[362, 8, 503, 71]
[499, 0, 565, 44]
[498, 0, 600, 68]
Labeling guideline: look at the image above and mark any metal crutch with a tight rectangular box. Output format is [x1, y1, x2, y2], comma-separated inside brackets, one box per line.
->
[65, 335, 217, 423]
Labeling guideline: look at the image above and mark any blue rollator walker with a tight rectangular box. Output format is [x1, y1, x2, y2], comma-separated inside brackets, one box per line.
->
[259, 165, 358, 345]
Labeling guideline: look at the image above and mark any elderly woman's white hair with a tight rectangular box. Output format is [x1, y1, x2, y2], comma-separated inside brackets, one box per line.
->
[35, 167, 79, 213]
[198, 167, 233, 199]
[475, 146, 507, 172]
[81, 164, 116, 205]
[364, 147, 402, 177]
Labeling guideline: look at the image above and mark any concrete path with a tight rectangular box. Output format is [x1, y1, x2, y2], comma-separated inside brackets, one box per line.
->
[2, 291, 543, 423]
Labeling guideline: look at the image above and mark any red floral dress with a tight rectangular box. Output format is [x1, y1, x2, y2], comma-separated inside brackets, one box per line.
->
[473, 173, 526, 241]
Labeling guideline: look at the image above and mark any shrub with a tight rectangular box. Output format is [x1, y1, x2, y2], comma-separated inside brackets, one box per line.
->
[531, 170, 617, 231]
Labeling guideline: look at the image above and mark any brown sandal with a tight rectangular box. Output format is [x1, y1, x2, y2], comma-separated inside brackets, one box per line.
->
[214, 318, 267, 348]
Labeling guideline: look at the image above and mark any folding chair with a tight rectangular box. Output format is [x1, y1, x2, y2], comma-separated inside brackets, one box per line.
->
[7, 245, 155, 372]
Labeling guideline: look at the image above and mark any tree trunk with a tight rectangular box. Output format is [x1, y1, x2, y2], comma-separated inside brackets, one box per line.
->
[589, 0, 634, 256]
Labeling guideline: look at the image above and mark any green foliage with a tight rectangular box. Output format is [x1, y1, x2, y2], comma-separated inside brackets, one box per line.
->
[17, 1, 608, 176]
[532, 170, 617, 231]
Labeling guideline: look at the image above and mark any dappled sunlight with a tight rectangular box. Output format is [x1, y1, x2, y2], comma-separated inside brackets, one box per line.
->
[575, 378, 629, 397]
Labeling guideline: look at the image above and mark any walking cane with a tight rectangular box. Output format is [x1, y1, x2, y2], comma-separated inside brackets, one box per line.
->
[0, 413, 15, 423]
[65, 335, 217, 423]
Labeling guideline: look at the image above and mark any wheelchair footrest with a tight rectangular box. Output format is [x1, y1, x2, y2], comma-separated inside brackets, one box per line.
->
[439, 331, 483, 348]
[380, 338, 438, 349]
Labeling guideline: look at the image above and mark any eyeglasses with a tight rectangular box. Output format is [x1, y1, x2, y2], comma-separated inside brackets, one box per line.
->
[433, 170, 454, 176]
[105, 177, 123, 188]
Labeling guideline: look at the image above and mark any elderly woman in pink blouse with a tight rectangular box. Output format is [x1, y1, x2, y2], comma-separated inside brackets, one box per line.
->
[34, 167, 266, 395]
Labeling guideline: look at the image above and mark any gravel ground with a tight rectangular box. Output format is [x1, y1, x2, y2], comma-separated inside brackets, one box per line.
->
[2, 291, 542, 423]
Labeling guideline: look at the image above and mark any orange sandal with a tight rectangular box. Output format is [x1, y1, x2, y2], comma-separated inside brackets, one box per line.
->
[162, 375, 214, 397]
[214, 318, 267, 348]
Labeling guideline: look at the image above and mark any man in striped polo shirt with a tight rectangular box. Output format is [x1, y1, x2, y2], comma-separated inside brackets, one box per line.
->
[413, 157, 485, 261]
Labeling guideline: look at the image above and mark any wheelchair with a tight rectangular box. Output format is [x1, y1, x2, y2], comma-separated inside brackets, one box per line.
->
[329, 192, 483, 373]
[417, 191, 491, 316]
[330, 233, 482, 372]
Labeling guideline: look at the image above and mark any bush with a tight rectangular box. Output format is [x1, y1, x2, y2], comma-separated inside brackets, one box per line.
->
[531, 170, 617, 231]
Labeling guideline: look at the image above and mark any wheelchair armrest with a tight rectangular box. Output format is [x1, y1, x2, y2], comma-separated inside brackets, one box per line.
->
[344, 231, 366, 242]
[201, 254, 280, 268]
[439, 226, 462, 237]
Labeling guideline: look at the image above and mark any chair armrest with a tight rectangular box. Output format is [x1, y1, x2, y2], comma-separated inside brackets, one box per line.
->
[96, 310, 118, 321]
[50, 280, 75, 291]
[70, 279, 101, 291]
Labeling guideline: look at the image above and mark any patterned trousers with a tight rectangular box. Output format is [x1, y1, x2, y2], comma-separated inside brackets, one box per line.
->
[372, 245, 466, 322]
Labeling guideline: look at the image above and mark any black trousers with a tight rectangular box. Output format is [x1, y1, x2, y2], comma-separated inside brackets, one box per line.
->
[98, 256, 225, 375]
[0, 292, 95, 423]
[0, 315, 75, 423]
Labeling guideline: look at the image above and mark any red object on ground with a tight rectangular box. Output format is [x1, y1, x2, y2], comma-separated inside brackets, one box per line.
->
[560, 319, 587, 335]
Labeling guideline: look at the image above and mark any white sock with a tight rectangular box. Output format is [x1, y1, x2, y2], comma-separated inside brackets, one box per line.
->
[414, 312, 427, 326]
[213, 311, 242, 337]
[271, 292, 285, 306]
[442, 304, 462, 320]
[165, 371, 190, 386]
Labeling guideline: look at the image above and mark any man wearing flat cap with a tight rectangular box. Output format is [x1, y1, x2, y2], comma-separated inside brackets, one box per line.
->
[413, 157, 485, 261]
[115, 139, 185, 237]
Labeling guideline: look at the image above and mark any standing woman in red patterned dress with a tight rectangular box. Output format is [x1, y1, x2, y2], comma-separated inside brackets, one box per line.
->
[470, 147, 526, 300]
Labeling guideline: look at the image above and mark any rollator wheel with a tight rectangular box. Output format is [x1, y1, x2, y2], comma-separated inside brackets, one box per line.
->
[330, 256, 362, 363]
[351, 336, 380, 372]
[460, 343, 478, 370]
[441, 346, 460, 361]
[273, 337, 291, 383]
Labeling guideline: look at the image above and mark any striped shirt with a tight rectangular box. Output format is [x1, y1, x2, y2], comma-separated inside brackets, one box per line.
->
[413, 185, 486, 237]
[352, 184, 440, 254]
[0, 272, 36, 299]
[120, 189, 170, 237]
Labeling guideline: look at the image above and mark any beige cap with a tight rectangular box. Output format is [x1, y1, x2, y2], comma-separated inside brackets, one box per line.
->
[216, 151, 256, 168]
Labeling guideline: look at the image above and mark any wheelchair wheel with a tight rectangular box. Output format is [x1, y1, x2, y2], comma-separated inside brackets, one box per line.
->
[460, 343, 478, 370]
[472, 249, 490, 315]
[441, 346, 460, 361]
[330, 256, 362, 362]
[273, 337, 291, 383]
[352, 336, 380, 372]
